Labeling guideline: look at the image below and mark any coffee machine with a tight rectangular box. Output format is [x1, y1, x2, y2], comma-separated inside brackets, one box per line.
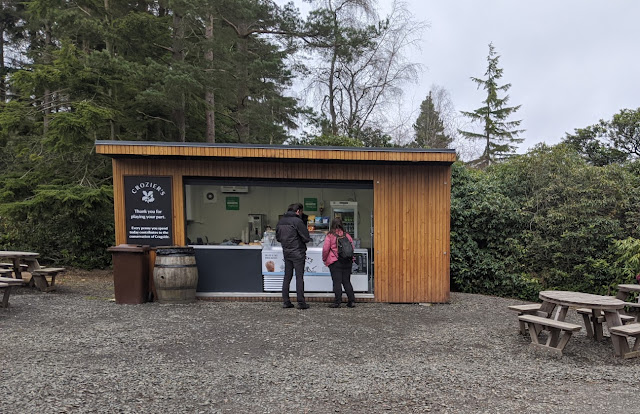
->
[248, 214, 266, 241]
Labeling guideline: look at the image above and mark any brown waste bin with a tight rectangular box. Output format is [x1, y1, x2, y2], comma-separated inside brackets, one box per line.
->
[107, 244, 150, 304]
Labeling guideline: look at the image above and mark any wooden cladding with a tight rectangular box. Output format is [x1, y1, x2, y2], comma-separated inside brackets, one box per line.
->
[110, 156, 451, 303]
[96, 141, 457, 164]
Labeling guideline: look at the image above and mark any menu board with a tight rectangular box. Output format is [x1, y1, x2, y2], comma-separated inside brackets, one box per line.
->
[124, 176, 173, 246]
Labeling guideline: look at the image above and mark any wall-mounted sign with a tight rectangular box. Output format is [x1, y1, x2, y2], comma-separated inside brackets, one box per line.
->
[226, 196, 240, 210]
[124, 176, 173, 246]
[304, 198, 318, 211]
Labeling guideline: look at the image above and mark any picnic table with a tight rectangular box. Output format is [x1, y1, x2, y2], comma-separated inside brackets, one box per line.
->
[0, 251, 65, 292]
[527, 291, 637, 357]
[0, 251, 40, 279]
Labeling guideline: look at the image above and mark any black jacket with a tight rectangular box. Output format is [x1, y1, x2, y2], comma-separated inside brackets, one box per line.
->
[276, 211, 312, 260]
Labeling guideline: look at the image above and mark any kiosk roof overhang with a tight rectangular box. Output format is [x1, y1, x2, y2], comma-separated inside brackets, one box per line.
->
[95, 140, 456, 165]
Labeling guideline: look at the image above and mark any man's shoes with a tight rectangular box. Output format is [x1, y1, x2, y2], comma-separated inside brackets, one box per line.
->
[283, 302, 294, 308]
[297, 303, 310, 310]
[329, 303, 340, 308]
[347, 302, 356, 308]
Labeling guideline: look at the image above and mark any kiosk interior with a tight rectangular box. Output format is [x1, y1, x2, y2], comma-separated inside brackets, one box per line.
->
[184, 179, 373, 295]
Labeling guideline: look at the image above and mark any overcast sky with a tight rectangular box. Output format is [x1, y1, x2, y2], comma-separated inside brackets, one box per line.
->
[390, 0, 640, 153]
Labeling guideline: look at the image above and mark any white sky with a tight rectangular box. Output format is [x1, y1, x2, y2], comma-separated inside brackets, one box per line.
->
[387, 0, 640, 153]
[282, 0, 640, 153]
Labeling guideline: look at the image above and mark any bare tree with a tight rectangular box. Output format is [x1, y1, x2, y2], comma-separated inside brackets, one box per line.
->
[304, 0, 425, 138]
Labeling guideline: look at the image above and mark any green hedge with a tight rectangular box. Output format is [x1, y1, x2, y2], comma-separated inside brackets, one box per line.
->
[450, 145, 640, 301]
[0, 185, 114, 268]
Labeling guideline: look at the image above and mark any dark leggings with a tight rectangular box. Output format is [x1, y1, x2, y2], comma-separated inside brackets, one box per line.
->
[329, 261, 355, 304]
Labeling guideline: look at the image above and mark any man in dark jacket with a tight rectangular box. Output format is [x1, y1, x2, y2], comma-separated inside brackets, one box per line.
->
[276, 202, 312, 309]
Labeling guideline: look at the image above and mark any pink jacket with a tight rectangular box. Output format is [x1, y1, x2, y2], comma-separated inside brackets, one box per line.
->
[322, 230, 354, 266]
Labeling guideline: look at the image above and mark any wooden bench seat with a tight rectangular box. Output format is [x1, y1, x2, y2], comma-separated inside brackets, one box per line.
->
[0, 277, 26, 285]
[508, 303, 542, 313]
[0, 268, 13, 277]
[518, 314, 582, 356]
[508, 303, 547, 334]
[576, 307, 635, 328]
[0, 276, 27, 308]
[0, 263, 27, 270]
[609, 323, 640, 359]
[575, 303, 638, 339]
[30, 267, 65, 292]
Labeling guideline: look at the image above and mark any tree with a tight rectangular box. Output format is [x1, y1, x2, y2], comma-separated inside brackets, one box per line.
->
[459, 42, 524, 166]
[302, 0, 424, 140]
[562, 108, 640, 166]
[563, 125, 628, 166]
[208, 0, 304, 143]
[412, 91, 452, 148]
[609, 108, 640, 156]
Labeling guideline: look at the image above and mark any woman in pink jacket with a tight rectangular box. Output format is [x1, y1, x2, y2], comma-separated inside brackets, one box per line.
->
[322, 217, 356, 308]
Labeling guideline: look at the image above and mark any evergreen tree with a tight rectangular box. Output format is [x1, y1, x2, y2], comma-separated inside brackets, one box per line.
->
[412, 91, 452, 148]
[459, 42, 524, 166]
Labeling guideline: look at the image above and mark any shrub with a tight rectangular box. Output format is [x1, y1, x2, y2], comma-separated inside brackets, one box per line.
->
[0, 185, 114, 268]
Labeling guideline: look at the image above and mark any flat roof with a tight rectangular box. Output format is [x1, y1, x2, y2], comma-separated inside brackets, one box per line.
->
[95, 141, 457, 164]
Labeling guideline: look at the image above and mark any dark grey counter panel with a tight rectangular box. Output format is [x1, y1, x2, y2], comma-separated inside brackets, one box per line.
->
[194, 247, 263, 292]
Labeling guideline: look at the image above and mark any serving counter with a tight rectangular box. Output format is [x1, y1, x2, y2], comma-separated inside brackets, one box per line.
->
[192, 245, 263, 292]
[190, 244, 370, 294]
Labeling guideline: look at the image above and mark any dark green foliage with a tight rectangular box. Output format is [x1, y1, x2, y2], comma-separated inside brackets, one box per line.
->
[412, 92, 452, 149]
[563, 108, 640, 166]
[451, 144, 640, 300]
[563, 125, 628, 166]
[450, 162, 540, 300]
[0, 185, 114, 268]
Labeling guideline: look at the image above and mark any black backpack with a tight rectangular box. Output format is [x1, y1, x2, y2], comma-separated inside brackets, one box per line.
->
[336, 234, 354, 263]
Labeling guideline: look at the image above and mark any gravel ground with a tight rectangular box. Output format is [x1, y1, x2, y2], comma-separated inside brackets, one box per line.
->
[2, 270, 640, 413]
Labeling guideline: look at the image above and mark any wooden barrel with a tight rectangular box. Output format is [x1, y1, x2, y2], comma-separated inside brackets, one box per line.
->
[153, 247, 198, 304]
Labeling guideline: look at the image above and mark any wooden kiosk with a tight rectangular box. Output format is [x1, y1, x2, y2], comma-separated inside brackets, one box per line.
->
[96, 141, 456, 303]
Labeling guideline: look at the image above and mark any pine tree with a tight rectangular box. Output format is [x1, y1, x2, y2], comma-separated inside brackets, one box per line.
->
[413, 91, 452, 148]
[459, 42, 524, 166]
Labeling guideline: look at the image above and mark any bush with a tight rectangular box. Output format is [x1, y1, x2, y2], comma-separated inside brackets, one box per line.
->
[451, 145, 640, 300]
[450, 162, 536, 300]
[0, 185, 114, 268]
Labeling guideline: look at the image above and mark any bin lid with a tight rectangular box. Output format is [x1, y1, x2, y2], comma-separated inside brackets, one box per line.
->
[107, 244, 150, 253]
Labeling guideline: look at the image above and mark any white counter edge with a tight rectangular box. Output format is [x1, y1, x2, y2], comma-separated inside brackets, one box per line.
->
[190, 245, 263, 250]
[196, 292, 375, 299]
[190, 245, 369, 253]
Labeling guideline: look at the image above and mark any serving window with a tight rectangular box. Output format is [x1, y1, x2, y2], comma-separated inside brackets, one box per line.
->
[183, 178, 373, 248]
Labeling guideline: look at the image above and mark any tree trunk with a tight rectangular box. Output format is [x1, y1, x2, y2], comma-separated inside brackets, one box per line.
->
[172, 12, 186, 142]
[0, 16, 5, 103]
[205, 14, 215, 143]
[104, 0, 116, 138]
[235, 34, 249, 142]
[328, 13, 339, 135]
[104, 0, 113, 55]
[43, 24, 52, 135]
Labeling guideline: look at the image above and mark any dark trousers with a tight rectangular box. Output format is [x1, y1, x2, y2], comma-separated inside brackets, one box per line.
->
[329, 261, 355, 304]
[282, 256, 306, 304]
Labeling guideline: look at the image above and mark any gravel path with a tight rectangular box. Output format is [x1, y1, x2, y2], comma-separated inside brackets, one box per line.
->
[2, 271, 640, 413]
